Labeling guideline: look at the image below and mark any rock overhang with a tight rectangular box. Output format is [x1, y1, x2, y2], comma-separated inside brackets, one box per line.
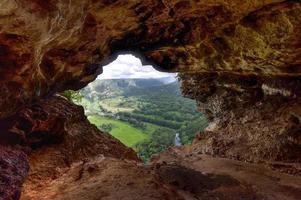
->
[0, 0, 300, 118]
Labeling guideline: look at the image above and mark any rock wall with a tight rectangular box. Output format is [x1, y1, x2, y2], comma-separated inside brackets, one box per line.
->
[0, 96, 139, 199]
[0, 146, 28, 200]
[0, 0, 300, 118]
[181, 73, 301, 170]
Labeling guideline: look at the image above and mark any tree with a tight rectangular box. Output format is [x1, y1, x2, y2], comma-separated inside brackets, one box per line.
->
[62, 90, 83, 103]
[179, 117, 208, 144]
[99, 123, 114, 132]
[135, 128, 175, 162]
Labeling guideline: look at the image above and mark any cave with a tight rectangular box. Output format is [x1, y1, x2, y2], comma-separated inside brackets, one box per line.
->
[0, 1, 301, 200]
[65, 54, 208, 163]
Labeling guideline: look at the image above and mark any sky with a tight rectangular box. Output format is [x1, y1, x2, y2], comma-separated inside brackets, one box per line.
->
[97, 54, 177, 81]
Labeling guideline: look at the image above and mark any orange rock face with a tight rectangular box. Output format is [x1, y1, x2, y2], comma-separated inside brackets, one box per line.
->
[0, 0, 300, 118]
[21, 156, 184, 200]
[0, 96, 139, 200]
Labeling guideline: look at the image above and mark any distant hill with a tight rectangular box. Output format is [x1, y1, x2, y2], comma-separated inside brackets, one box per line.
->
[81, 78, 180, 99]
[74, 77, 207, 162]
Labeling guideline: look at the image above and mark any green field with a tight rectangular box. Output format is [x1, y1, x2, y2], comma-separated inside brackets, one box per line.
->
[88, 115, 149, 147]
[66, 78, 208, 162]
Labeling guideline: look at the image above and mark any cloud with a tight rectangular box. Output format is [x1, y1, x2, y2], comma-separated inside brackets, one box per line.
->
[97, 54, 177, 80]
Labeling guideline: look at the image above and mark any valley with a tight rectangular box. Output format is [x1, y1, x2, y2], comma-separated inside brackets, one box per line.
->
[68, 78, 208, 161]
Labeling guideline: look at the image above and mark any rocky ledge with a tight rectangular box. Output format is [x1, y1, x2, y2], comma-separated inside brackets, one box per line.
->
[0, 96, 140, 199]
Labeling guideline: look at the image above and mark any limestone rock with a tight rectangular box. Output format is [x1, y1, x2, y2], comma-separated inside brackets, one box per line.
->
[21, 156, 184, 200]
[0, 0, 300, 118]
[0, 95, 139, 200]
[181, 73, 301, 165]
[151, 148, 301, 200]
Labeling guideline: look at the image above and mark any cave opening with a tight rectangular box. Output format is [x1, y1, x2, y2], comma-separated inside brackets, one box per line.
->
[63, 54, 208, 162]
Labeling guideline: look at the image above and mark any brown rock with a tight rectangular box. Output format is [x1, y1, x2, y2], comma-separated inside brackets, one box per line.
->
[0, 0, 300, 199]
[0, 0, 300, 118]
[0, 146, 28, 200]
[152, 151, 301, 200]
[21, 156, 184, 200]
[181, 73, 301, 164]
[0, 95, 139, 199]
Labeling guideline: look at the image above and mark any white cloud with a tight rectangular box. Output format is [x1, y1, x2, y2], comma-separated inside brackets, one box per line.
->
[97, 54, 177, 80]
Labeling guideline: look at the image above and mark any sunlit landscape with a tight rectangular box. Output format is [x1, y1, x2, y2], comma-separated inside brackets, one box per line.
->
[65, 55, 208, 162]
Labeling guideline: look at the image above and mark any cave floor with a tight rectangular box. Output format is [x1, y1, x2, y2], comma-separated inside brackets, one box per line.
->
[21, 149, 301, 200]
[152, 148, 301, 200]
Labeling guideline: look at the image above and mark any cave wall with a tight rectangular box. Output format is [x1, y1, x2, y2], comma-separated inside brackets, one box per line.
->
[181, 73, 301, 167]
[0, 146, 28, 200]
[0, 0, 300, 118]
[0, 0, 300, 199]
[0, 95, 139, 199]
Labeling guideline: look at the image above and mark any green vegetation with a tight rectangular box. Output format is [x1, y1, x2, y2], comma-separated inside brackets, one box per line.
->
[135, 128, 175, 162]
[88, 115, 149, 147]
[179, 117, 209, 144]
[62, 90, 83, 103]
[68, 78, 208, 162]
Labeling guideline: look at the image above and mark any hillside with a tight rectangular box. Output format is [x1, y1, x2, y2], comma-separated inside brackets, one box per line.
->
[81, 77, 180, 99]
[73, 78, 208, 161]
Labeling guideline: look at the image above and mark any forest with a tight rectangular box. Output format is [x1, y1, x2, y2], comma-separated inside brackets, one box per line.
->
[64, 78, 208, 162]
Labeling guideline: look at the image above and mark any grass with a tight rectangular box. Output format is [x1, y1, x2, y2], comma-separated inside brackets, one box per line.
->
[88, 115, 149, 147]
